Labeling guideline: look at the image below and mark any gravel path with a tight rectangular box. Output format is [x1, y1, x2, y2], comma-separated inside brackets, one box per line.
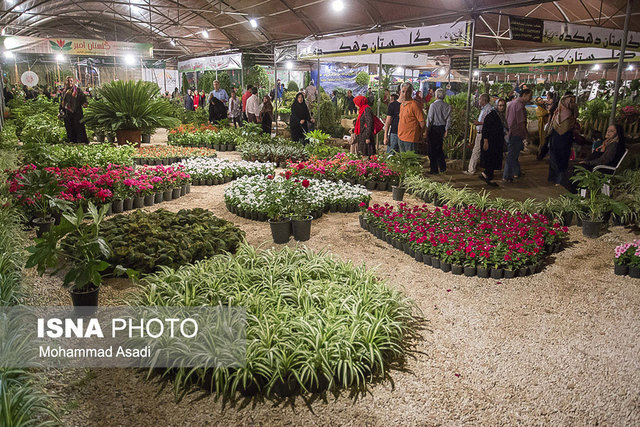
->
[25, 165, 640, 426]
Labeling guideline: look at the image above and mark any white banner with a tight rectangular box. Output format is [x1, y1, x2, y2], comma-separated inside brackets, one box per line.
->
[543, 21, 640, 52]
[143, 69, 179, 94]
[297, 21, 471, 59]
[479, 48, 640, 69]
[177, 53, 242, 73]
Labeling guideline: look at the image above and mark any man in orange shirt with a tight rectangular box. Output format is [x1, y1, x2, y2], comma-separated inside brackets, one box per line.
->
[398, 83, 425, 152]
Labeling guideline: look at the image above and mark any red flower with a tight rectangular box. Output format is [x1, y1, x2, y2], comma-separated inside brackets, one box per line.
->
[301, 179, 310, 188]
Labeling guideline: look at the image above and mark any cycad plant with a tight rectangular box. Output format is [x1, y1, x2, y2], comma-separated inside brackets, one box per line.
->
[83, 80, 179, 132]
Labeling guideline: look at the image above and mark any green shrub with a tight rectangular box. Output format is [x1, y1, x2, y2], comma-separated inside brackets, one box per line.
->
[130, 244, 416, 397]
[286, 81, 299, 92]
[355, 71, 370, 88]
[20, 113, 67, 145]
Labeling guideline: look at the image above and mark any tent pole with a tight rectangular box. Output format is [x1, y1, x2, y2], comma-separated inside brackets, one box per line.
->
[610, 0, 633, 125]
[378, 53, 383, 149]
[462, 15, 477, 172]
[274, 46, 278, 136]
[317, 57, 320, 126]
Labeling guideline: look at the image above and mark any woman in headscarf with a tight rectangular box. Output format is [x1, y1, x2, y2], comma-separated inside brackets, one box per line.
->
[479, 98, 507, 186]
[548, 93, 578, 185]
[290, 92, 313, 143]
[259, 95, 273, 135]
[59, 76, 89, 143]
[353, 95, 375, 157]
[582, 124, 626, 170]
[208, 94, 227, 124]
[535, 96, 550, 154]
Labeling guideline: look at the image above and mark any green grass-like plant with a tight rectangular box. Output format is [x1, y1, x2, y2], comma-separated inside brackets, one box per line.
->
[131, 244, 416, 398]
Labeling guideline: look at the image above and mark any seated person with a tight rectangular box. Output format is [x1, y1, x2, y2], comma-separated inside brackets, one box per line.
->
[582, 124, 625, 171]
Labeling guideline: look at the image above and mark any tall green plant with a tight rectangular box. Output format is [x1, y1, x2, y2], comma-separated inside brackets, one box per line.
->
[83, 80, 180, 132]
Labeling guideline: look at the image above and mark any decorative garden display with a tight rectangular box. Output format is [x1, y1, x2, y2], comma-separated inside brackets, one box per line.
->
[614, 239, 640, 278]
[181, 158, 275, 185]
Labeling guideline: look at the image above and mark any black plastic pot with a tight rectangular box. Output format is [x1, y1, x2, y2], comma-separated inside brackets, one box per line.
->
[562, 212, 574, 227]
[414, 252, 423, 262]
[629, 266, 640, 278]
[133, 196, 144, 209]
[112, 199, 124, 214]
[70, 286, 99, 315]
[464, 266, 477, 277]
[490, 268, 504, 279]
[163, 189, 173, 202]
[451, 264, 463, 275]
[431, 258, 441, 269]
[144, 194, 155, 206]
[106, 135, 116, 144]
[123, 198, 134, 211]
[33, 217, 55, 237]
[376, 181, 388, 191]
[392, 185, 406, 201]
[614, 263, 628, 276]
[582, 219, 603, 238]
[359, 215, 365, 228]
[142, 134, 151, 144]
[440, 262, 452, 273]
[518, 267, 528, 277]
[186, 183, 191, 194]
[95, 133, 105, 143]
[476, 267, 490, 278]
[154, 192, 164, 204]
[172, 188, 181, 199]
[269, 219, 291, 244]
[504, 269, 516, 279]
[423, 255, 432, 266]
[365, 181, 376, 191]
[292, 216, 313, 241]
[180, 185, 187, 196]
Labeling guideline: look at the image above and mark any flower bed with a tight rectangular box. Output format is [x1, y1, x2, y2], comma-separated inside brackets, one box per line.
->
[239, 139, 308, 166]
[168, 126, 242, 151]
[65, 208, 244, 274]
[224, 174, 371, 221]
[361, 202, 568, 278]
[133, 146, 217, 165]
[26, 143, 135, 168]
[8, 164, 191, 215]
[287, 153, 399, 190]
[614, 239, 640, 278]
[181, 158, 275, 185]
[130, 244, 415, 396]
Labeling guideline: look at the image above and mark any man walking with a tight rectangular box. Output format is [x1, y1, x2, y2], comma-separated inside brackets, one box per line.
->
[425, 88, 451, 174]
[465, 93, 492, 175]
[383, 93, 401, 153]
[397, 83, 425, 153]
[184, 89, 194, 111]
[503, 88, 532, 182]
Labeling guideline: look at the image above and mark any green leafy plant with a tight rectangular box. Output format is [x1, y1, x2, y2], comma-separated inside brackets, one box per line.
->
[385, 152, 423, 186]
[304, 129, 331, 144]
[355, 71, 370, 88]
[570, 166, 610, 221]
[83, 80, 180, 132]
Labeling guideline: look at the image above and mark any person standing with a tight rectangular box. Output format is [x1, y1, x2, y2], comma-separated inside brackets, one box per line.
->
[383, 93, 401, 153]
[241, 84, 253, 121]
[413, 90, 425, 111]
[290, 92, 313, 143]
[228, 91, 243, 128]
[548, 93, 578, 186]
[184, 89, 194, 111]
[208, 94, 226, 124]
[245, 87, 260, 123]
[425, 88, 434, 104]
[353, 95, 375, 157]
[537, 92, 558, 160]
[259, 95, 274, 135]
[480, 98, 507, 186]
[397, 83, 425, 153]
[209, 80, 229, 106]
[304, 80, 317, 109]
[425, 88, 451, 174]
[59, 76, 88, 143]
[503, 88, 532, 182]
[345, 90, 356, 114]
[466, 93, 492, 175]
[172, 87, 179, 99]
[193, 89, 200, 109]
[331, 90, 338, 105]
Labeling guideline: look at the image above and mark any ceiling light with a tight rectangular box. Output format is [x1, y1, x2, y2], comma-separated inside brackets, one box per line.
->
[249, 19, 258, 28]
[56, 53, 65, 61]
[201, 29, 208, 38]
[6, 0, 15, 4]
[396, 67, 403, 74]
[439, 69, 446, 76]
[124, 54, 135, 65]
[332, 0, 344, 12]
[286, 61, 293, 69]
[170, 38, 176, 46]
[627, 65, 635, 71]
[592, 64, 600, 70]
[473, 70, 479, 76]
[1, 27, 5, 36]
[3, 50, 14, 59]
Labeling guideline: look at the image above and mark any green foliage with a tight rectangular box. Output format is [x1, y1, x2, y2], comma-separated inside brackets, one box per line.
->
[197, 70, 232, 95]
[27, 143, 135, 168]
[130, 244, 416, 397]
[83, 80, 180, 132]
[20, 114, 67, 145]
[70, 208, 245, 274]
[239, 137, 308, 163]
[244, 65, 269, 91]
[181, 73, 189, 94]
[305, 142, 345, 158]
[0, 370, 59, 427]
[355, 71, 370, 88]
[304, 129, 330, 144]
[287, 80, 299, 92]
[315, 100, 343, 136]
[579, 97, 612, 123]
[384, 151, 423, 184]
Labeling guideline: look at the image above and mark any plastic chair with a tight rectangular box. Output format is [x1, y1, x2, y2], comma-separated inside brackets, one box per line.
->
[594, 149, 629, 196]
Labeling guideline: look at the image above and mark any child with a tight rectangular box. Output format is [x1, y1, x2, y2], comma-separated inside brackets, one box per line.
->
[591, 130, 603, 152]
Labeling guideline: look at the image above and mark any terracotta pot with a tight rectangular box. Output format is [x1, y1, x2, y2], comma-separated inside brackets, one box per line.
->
[116, 129, 142, 147]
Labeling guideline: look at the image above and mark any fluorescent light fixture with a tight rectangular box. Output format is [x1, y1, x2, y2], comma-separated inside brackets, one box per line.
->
[332, 0, 344, 11]
[1, 27, 5, 36]
[56, 53, 65, 61]
[627, 65, 635, 71]
[124, 54, 135, 65]
[170, 38, 176, 46]
[439, 69, 446, 76]
[286, 61, 293, 69]
[249, 19, 258, 28]
[592, 64, 600, 70]
[3, 50, 14, 59]
[201, 29, 208, 38]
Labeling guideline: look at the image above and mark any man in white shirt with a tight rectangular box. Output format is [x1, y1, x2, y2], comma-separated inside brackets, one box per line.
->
[209, 80, 229, 105]
[245, 87, 260, 123]
[465, 93, 492, 175]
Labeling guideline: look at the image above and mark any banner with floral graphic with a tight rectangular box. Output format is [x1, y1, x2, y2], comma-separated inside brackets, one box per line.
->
[1, 36, 153, 58]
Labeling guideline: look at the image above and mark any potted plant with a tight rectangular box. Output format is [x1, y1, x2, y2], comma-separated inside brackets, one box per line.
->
[25, 203, 129, 314]
[264, 179, 292, 244]
[141, 126, 155, 144]
[83, 80, 179, 147]
[385, 152, 423, 201]
[290, 179, 313, 242]
[570, 167, 610, 238]
[22, 169, 61, 237]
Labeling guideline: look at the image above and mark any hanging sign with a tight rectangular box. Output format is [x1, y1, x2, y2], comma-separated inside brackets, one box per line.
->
[450, 56, 479, 70]
[297, 21, 471, 59]
[479, 48, 640, 70]
[177, 53, 242, 73]
[509, 16, 544, 43]
[319, 63, 369, 95]
[541, 21, 640, 52]
[1, 36, 153, 57]
[21, 71, 39, 87]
